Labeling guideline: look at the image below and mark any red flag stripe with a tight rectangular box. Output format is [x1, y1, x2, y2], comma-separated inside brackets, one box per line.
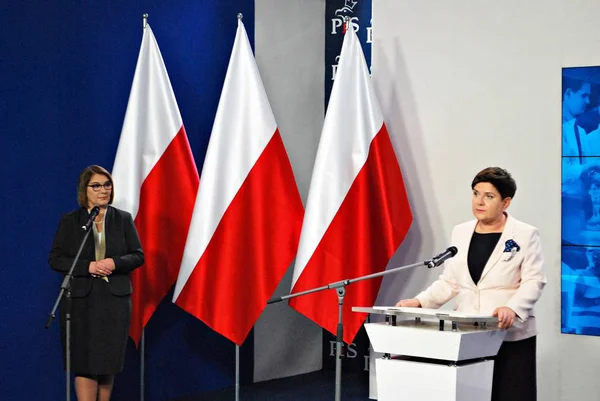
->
[289, 124, 411, 344]
[129, 126, 199, 344]
[174, 130, 303, 345]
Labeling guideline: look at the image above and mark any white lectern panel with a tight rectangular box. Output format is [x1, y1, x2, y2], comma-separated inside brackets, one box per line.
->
[376, 358, 494, 401]
[366, 321, 505, 361]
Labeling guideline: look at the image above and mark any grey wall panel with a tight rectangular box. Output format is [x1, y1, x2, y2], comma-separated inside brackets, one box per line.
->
[254, 0, 326, 382]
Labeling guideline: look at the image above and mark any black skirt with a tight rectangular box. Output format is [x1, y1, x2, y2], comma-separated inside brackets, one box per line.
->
[60, 278, 130, 375]
[492, 336, 537, 401]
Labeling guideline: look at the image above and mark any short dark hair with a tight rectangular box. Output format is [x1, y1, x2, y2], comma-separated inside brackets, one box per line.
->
[562, 76, 588, 99]
[77, 165, 114, 207]
[471, 167, 516, 200]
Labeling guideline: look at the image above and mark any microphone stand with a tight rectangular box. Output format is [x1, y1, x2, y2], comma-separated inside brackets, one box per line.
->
[45, 228, 93, 401]
[267, 256, 445, 401]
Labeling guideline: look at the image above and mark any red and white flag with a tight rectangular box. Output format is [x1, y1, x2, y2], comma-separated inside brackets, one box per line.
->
[289, 27, 412, 344]
[172, 20, 304, 346]
[112, 25, 199, 346]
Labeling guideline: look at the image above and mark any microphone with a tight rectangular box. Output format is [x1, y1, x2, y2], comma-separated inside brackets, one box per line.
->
[81, 206, 100, 231]
[426, 246, 458, 269]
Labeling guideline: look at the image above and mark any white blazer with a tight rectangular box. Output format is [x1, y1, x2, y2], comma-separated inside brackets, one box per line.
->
[416, 214, 547, 341]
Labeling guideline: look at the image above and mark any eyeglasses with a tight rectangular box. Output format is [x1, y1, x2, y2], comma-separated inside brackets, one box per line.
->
[87, 182, 113, 192]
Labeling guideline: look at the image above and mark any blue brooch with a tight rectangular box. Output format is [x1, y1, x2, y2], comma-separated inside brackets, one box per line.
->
[503, 239, 520, 261]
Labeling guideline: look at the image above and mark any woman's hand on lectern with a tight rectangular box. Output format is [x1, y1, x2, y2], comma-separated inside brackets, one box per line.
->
[493, 306, 516, 329]
[395, 298, 421, 308]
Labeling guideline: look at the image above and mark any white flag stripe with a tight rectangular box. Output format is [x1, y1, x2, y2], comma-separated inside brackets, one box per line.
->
[112, 25, 183, 217]
[291, 29, 383, 287]
[173, 21, 276, 299]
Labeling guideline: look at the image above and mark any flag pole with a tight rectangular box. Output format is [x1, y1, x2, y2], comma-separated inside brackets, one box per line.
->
[235, 343, 240, 401]
[233, 16, 245, 401]
[138, 15, 148, 401]
[233, 16, 244, 401]
[233, 11, 244, 401]
[140, 329, 145, 401]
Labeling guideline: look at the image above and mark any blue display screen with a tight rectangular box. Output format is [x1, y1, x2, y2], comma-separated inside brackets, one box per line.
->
[562, 67, 600, 336]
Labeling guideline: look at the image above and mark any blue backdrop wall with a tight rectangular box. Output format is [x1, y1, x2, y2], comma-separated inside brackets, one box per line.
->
[0, 1, 254, 400]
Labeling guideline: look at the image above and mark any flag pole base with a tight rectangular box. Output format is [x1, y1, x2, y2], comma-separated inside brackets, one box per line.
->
[335, 287, 345, 401]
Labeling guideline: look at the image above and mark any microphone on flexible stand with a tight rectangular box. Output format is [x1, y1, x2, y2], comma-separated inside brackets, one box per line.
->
[266, 244, 458, 401]
[426, 246, 458, 268]
[81, 206, 100, 231]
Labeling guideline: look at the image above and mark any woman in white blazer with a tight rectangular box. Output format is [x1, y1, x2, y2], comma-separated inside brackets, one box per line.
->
[397, 167, 546, 401]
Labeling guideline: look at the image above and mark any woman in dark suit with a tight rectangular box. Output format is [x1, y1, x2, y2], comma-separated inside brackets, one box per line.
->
[49, 165, 144, 401]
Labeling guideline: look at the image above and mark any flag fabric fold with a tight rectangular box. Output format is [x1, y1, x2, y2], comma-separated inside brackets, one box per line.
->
[289, 27, 412, 344]
[112, 25, 199, 346]
[172, 21, 304, 346]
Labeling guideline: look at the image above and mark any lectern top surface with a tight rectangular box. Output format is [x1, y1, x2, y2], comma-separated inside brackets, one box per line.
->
[352, 306, 498, 323]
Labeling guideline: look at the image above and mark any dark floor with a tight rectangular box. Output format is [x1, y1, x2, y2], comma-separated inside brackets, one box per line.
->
[171, 370, 371, 401]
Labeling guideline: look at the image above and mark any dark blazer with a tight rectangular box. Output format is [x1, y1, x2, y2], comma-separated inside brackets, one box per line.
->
[49, 206, 144, 298]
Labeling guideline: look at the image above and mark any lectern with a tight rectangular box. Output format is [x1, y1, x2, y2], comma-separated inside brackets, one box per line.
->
[354, 307, 507, 401]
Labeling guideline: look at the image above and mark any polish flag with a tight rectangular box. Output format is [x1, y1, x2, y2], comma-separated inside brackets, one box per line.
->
[289, 27, 412, 344]
[172, 20, 304, 346]
[112, 25, 199, 345]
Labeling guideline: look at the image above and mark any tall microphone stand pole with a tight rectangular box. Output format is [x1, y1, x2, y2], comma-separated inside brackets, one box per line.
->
[267, 256, 444, 401]
[45, 228, 93, 401]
